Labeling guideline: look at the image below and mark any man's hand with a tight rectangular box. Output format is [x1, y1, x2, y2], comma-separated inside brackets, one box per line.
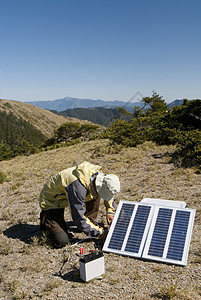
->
[106, 214, 114, 225]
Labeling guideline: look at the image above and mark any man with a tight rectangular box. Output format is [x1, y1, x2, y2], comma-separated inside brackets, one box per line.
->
[39, 161, 120, 248]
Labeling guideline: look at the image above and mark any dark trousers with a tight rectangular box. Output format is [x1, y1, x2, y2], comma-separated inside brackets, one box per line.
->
[40, 197, 100, 248]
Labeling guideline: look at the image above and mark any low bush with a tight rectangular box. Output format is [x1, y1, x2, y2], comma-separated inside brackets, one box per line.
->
[177, 130, 201, 168]
[0, 172, 6, 184]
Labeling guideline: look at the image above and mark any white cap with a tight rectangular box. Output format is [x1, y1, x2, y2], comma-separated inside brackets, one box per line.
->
[95, 173, 120, 201]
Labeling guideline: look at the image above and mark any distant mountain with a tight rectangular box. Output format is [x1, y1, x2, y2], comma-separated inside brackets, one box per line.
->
[26, 96, 143, 112]
[58, 107, 119, 127]
[26, 96, 188, 113]
[167, 99, 184, 109]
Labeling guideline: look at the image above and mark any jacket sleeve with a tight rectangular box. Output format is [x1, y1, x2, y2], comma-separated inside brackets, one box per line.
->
[104, 199, 116, 216]
[65, 180, 103, 238]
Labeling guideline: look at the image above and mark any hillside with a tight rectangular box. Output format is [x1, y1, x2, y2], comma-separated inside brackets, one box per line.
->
[0, 140, 200, 299]
[0, 110, 47, 148]
[58, 107, 119, 126]
[0, 99, 92, 138]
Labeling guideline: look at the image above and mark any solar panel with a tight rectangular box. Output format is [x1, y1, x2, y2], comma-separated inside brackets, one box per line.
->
[103, 200, 195, 266]
[103, 201, 155, 257]
[143, 206, 195, 266]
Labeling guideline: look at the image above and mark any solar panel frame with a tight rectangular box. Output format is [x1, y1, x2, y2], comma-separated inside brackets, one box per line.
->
[102, 200, 155, 257]
[142, 206, 196, 266]
[141, 198, 187, 208]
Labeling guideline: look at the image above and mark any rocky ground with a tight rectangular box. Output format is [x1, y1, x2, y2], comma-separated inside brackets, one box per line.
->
[0, 139, 200, 299]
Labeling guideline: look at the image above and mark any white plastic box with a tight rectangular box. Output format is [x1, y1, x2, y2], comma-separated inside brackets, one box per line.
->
[79, 251, 105, 282]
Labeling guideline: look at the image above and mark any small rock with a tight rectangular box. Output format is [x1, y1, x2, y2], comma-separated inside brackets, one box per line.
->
[116, 285, 124, 289]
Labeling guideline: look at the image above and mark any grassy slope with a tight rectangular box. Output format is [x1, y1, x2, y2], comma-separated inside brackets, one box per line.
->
[0, 140, 200, 299]
[0, 99, 93, 138]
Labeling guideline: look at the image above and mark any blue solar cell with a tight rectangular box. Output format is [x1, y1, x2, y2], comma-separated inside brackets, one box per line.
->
[108, 203, 134, 250]
[103, 200, 195, 266]
[166, 210, 190, 261]
[125, 205, 151, 253]
[148, 208, 172, 257]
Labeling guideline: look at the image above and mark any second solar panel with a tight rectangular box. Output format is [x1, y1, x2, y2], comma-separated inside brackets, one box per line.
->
[103, 201, 154, 257]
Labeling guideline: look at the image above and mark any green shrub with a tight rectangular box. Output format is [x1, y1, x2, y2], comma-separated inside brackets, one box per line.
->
[55, 122, 100, 143]
[41, 122, 101, 148]
[0, 172, 6, 184]
[3, 102, 12, 109]
[12, 138, 38, 156]
[151, 128, 183, 145]
[178, 130, 201, 168]
[0, 143, 14, 161]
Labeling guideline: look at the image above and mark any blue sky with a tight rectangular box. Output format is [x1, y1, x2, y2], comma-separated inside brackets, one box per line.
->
[1, 0, 201, 103]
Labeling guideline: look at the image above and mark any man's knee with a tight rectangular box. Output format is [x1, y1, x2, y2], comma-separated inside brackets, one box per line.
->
[40, 211, 69, 248]
[49, 230, 69, 248]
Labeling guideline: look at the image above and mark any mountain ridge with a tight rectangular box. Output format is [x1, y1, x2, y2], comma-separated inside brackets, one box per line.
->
[25, 96, 186, 113]
[25, 96, 143, 112]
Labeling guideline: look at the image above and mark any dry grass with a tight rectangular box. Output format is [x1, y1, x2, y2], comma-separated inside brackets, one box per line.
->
[0, 139, 200, 299]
